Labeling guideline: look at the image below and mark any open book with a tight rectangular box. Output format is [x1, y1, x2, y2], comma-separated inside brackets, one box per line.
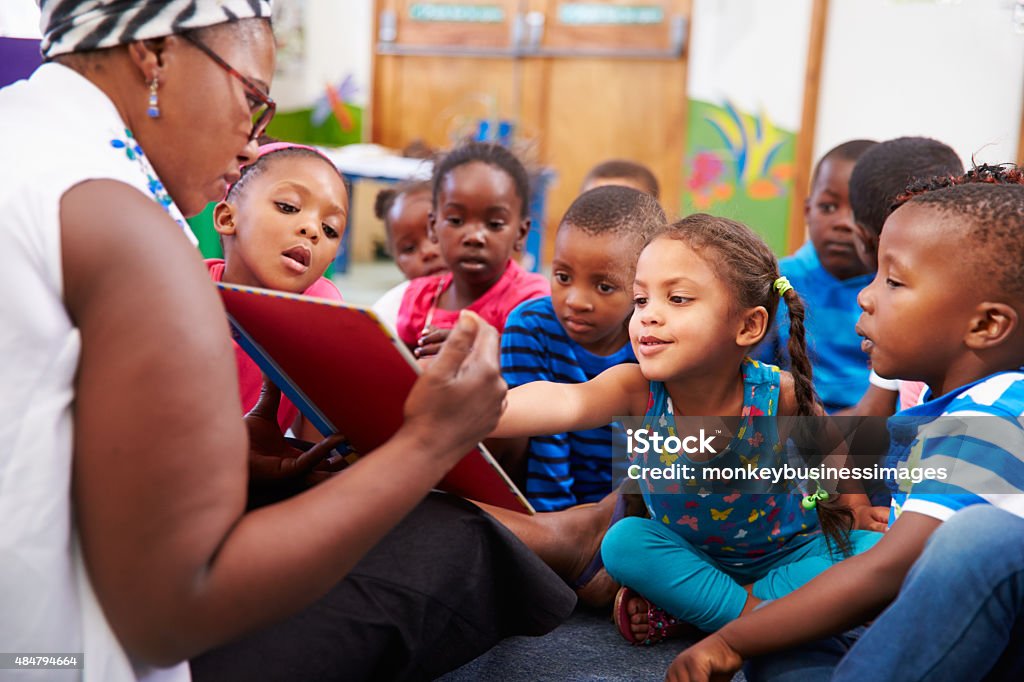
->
[218, 282, 534, 514]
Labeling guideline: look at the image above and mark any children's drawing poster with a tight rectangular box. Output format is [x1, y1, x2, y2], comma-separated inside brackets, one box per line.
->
[682, 0, 814, 256]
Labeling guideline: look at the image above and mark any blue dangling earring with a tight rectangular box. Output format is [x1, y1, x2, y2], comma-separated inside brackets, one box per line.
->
[147, 77, 160, 118]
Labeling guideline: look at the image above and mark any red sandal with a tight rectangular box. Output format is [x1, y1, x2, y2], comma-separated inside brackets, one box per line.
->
[613, 586, 692, 645]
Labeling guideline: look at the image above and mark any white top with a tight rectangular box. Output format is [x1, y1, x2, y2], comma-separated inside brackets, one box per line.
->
[868, 369, 900, 392]
[0, 63, 191, 682]
[371, 280, 410, 334]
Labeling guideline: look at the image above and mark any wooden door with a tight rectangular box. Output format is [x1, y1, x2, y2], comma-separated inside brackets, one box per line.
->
[372, 0, 692, 263]
[373, 0, 524, 149]
[523, 0, 690, 245]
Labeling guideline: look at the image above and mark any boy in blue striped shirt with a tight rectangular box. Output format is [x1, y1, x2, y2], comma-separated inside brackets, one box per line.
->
[667, 177, 1024, 680]
[501, 185, 665, 511]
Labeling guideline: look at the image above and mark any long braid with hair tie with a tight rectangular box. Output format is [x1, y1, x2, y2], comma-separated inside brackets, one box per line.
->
[776, 279, 854, 554]
[773, 276, 793, 297]
[779, 286, 819, 417]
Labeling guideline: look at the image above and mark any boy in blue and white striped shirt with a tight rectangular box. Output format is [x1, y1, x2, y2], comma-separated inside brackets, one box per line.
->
[501, 185, 665, 511]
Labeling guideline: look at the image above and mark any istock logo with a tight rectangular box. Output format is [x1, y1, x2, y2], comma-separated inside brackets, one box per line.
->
[626, 428, 717, 455]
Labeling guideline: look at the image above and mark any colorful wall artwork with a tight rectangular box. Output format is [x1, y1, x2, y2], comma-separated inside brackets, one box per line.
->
[266, 74, 365, 147]
[682, 0, 814, 256]
[681, 99, 796, 256]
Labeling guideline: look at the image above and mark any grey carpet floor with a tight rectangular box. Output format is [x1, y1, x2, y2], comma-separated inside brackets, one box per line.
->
[438, 607, 746, 682]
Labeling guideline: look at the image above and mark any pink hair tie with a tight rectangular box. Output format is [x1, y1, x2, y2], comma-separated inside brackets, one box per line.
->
[226, 142, 336, 198]
[254, 141, 322, 160]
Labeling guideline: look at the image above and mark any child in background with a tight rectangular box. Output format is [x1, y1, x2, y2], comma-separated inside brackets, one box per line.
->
[581, 158, 661, 200]
[376, 179, 445, 280]
[492, 214, 883, 644]
[211, 142, 347, 442]
[843, 137, 963, 416]
[753, 140, 877, 413]
[397, 142, 549, 356]
[667, 178, 1024, 682]
[501, 185, 666, 512]
[371, 180, 445, 330]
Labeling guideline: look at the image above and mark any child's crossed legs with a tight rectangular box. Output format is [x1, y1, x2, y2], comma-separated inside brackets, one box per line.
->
[603, 516, 881, 639]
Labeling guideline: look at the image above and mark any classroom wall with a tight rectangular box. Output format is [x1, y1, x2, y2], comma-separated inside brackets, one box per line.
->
[9, 0, 1020, 214]
[9, 0, 1018, 167]
[0, 3, 41, 39]
[814, 0, 1024, 168]
[329, 0, 1022, 197]
[274, 0, 374, 115]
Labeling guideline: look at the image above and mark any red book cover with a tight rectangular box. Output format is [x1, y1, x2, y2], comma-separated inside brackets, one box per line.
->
[218, 282, 534, 514]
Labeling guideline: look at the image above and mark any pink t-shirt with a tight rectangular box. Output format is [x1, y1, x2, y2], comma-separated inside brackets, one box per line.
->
[206, 259, 343, 432]
[396, 259, 550, 346]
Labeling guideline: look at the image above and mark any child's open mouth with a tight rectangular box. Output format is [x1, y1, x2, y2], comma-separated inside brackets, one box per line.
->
[281, 245, 311, 274]
[855, 325, 874, 353]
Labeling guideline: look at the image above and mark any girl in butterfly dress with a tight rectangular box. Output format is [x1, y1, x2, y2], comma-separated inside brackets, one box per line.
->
[492, 214, 886, 644]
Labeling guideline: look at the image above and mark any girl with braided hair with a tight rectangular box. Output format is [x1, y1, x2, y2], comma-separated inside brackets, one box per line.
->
[492, 213, 883, 645]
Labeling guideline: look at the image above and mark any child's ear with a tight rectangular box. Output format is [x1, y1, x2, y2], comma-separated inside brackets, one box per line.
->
[514, 217, 531, 253]
[964, 301, 1019, 350]
[803, 197, 811, 222]
[851, 222, 879, 271]
[736, 306, 769, 348]
[213, 201, 238, 236]
[427, 212, 439, 243]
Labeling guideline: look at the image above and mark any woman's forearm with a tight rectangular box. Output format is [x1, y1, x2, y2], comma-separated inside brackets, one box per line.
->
[169, 424, 459, 661]
[66, 194, 506, 665]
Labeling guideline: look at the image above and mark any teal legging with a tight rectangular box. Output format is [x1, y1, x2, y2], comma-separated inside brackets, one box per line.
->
[602, 517, 882, 632]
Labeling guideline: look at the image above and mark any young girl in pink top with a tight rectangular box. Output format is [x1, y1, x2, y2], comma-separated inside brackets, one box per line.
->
[397, 142, 549, 357]
[209, 142, 348, 436]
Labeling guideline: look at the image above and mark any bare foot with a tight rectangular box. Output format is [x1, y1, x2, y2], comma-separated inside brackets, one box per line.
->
[575, 566, 619, 608]
[476, 490, 625, 607]
[564, 493, 620, 606]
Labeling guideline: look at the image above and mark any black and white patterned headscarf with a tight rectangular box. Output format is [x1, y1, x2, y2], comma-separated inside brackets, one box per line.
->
[38, 0, 273, 59]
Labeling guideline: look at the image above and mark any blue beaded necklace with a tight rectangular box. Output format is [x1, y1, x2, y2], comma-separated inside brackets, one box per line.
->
[109, 127, 191, 237]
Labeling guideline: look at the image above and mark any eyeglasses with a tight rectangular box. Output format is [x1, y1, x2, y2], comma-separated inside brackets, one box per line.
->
[180, 32, 276, 142]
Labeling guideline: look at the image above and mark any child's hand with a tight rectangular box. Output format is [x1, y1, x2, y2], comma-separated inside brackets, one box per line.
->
[304, 450, 352, 485]
[665, 633, 743, 682]
[244, 378, 347, 482]
[852, 505, 890, 532]
[414, 326, 451, 358]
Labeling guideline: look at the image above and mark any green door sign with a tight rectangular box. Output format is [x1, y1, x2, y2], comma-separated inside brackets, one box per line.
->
[409, 3, 506, 23]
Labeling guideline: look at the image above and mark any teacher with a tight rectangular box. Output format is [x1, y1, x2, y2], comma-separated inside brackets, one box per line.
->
[0, 2, 573, 681]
